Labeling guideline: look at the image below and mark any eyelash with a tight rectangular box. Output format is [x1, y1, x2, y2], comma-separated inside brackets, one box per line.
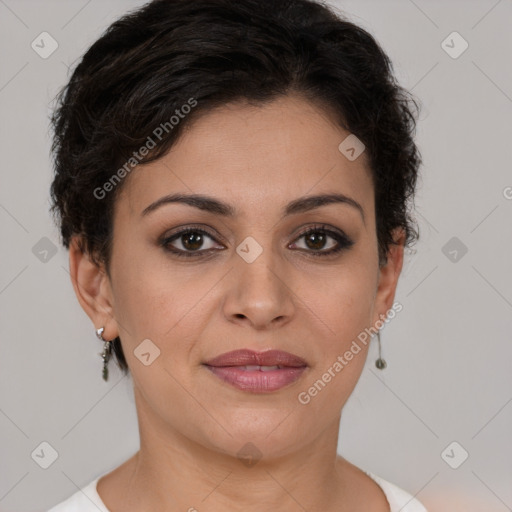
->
[160, 224, 354, 259]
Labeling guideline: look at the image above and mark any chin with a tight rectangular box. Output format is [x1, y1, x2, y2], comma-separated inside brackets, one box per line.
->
[203, 416, 306, 461]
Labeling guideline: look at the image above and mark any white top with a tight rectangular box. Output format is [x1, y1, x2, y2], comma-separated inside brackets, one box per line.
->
[47, 469, 427, 511]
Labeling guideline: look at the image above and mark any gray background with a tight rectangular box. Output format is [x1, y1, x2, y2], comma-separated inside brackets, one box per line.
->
[1, 0, 511, 510]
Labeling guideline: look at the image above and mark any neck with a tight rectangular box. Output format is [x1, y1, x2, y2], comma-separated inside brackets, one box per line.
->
[116, 387, 349, 512]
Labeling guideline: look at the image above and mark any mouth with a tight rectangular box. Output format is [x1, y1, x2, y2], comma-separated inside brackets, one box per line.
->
[203, 349, 308, 393]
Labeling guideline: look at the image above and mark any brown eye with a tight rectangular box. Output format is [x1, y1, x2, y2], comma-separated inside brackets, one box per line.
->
[290, 225, 354, 257]
[180, 231, 206, 251]
[161, 224, 354, 259]
[303, 231, 331, 250]
[161, 227, 223, 257]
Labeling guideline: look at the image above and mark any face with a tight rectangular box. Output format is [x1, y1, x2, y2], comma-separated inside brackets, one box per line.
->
[73, 93, 404, 461]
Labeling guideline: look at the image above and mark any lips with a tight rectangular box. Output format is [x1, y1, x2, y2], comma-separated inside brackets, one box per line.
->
[203, 349, 308, 393]
[204, 349, 307, 368]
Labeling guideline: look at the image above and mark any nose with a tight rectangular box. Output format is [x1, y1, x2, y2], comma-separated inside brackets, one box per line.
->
[222, 246, 295, 331]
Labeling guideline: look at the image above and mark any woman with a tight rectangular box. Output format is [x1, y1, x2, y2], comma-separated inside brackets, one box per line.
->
[48, 0, 426, 510]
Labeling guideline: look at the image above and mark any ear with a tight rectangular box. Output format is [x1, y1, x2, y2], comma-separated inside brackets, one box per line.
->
[372, 227, 405, 325]
[68, 236, 118, 341]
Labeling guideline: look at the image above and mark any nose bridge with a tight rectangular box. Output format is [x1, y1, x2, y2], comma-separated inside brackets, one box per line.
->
[224, 231, 294, 327]
[235, 233, 284, 297]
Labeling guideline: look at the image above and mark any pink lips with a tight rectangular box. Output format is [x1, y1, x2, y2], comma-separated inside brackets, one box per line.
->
[203, 349, 308, 393]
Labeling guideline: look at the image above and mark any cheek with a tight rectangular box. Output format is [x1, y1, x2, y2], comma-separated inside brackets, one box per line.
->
[297, 284, 374, 415]
[111, 245, 220, 360]
[312, 262, 377, 344]
[298, 265, 375, 407]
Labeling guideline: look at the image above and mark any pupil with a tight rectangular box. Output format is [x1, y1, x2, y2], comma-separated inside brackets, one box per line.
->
[183, 232, 203, 250]
[306, 232, 325, 250]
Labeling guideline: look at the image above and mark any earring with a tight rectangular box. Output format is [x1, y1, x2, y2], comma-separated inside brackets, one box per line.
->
[375, 330, 387, 370]
[96, 327, 112, 381]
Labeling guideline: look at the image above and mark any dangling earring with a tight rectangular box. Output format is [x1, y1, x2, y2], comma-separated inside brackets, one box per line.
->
[96, 327, 112, 381]
[375, 330, 387, 370]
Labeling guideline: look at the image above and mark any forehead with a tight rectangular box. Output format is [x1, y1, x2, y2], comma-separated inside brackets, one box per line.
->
[117, 94, 374, 222]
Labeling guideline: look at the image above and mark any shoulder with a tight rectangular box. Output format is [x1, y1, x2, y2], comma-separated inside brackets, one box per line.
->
[47, 477, 109, 512]
[364, 471, 428, 512]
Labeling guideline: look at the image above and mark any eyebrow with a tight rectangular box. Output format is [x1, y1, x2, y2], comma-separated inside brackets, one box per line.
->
[141, 192, 365, 223]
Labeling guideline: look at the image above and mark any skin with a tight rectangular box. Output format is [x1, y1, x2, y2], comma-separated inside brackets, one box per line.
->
[69, 93, 405, 512]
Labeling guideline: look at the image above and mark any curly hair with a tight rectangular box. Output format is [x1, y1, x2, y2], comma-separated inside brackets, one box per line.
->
[49, 0, 422, 375]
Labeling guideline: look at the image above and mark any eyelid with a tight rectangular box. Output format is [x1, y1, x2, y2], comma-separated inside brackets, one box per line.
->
[160, 223, 354, 257]
[293, 223, 349, 240]
[160, 224, 226, 244]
